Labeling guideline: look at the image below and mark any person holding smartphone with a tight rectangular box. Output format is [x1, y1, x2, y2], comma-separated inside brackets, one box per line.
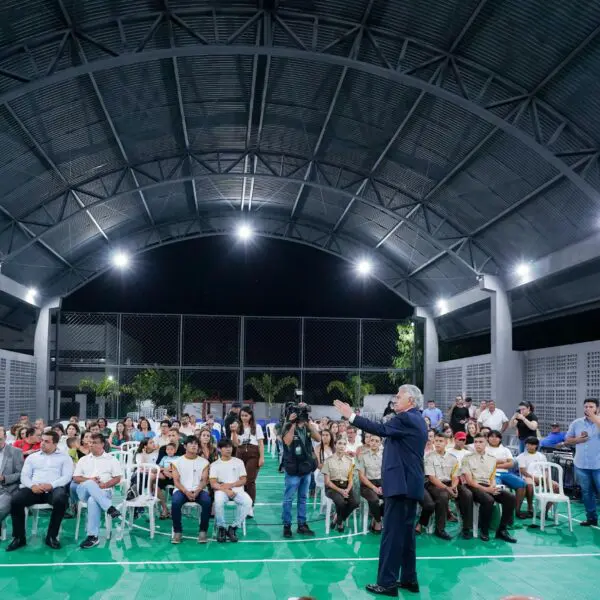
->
[566, 398, 600, 526]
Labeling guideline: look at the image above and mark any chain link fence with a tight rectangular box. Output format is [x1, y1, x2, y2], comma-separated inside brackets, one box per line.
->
[51, 312, 419, 419]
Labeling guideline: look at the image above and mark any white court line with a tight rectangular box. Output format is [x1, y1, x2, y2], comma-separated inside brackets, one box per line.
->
[130, 522, 363, 543]
[558, 512, 600, 531]
[1, 553, 599, 569]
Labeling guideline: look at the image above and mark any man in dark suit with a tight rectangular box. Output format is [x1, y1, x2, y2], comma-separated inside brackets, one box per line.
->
[0, 426, 25, 538]
[334, 385, 427, 597]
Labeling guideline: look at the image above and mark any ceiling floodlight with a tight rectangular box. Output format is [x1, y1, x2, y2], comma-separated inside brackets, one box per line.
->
[237, 224, 253, 241]
[26, 287, 38, 304]
[515, 262, 531, 279]
[112, 250, 130, 269]
[356, 259, 373, 276]
[437, 298, 448, 314]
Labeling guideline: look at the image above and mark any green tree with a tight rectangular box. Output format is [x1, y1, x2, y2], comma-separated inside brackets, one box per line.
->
[326, 374, 375, 408]
[79, 375, 122, 416]
[389, 322, 420, 386]
[245, 374, 299, 417]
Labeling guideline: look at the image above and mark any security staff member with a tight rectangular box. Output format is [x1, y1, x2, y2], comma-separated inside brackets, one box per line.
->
[461, 434, 517, 543]
[423, 432, 459, 540]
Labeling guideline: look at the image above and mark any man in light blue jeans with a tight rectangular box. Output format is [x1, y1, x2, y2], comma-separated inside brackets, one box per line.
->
[72, 433, 122, 548]
[566, 398, 600, 526]
[281, 411, 321, 538]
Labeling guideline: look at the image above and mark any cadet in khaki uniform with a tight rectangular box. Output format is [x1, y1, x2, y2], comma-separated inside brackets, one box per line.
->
[357, 434, 384, 532]
[322, 437, 359, 532]
[461, 434, 517, 543]
[423, 432, 459, 539]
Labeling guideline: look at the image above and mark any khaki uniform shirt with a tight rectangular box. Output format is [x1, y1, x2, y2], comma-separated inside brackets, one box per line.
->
[424, 451, 459, 482]
[461, 452, 496, 485]
[357, 449, 383, 480]
[321, 454, 354, 483]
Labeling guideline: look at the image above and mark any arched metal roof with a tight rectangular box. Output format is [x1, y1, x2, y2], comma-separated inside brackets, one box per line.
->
[1, 0, 600, 334]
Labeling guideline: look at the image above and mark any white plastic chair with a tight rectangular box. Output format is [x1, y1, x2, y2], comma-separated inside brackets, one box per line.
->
[360, 496, 385, 535]
[211, 500, 248, 538]
[75, 500, 113, 540]
[531, 462, 572, 532]
[27, 504, 62, 537]
[266, 423, 277, 457]
[324, 495, 358, 535]
[119, 464, 160, 539]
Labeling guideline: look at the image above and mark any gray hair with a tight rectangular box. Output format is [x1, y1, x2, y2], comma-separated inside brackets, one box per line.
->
[398, 384, 424, 410]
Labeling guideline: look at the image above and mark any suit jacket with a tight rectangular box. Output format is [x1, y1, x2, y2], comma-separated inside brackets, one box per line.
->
[0, 443, 25, 495]
[353, 408, 427, 500]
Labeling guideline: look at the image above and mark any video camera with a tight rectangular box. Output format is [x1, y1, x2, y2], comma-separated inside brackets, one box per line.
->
[283, 390, 311, 423]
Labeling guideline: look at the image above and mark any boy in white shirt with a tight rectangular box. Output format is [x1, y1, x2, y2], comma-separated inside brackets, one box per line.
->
[170, 436, 211, 544]
[209, 438, 252, 543]
[72, 433, 122, 549]
[517, 436, 558, 516]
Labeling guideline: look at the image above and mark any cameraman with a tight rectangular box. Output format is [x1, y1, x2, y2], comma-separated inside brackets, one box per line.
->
[281, 407, 321, 538]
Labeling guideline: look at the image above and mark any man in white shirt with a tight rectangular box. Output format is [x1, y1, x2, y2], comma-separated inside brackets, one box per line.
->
[517, 436, 558, 516]
[72, 433, 122, 548]
[210, 438, 252, 543]
[179, 414, 195, 437]
[447, 432, 471, 466]
[477, 400, 509, 432]
[170, 436, 211, 544]
[7, 431, 73, 552]
[486, 430, 526, 518]
[155, 420, 172, 447]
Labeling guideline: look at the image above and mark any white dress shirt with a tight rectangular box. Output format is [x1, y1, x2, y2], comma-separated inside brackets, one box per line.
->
[21, 449, 73, 489]
[74, 451, 122, 483]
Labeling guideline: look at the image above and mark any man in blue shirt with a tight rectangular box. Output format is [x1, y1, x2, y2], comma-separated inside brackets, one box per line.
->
[422, 400, 443, 430]
[539, 422, 567, 448]
[6, 430, 73, 551]
[566, 398, 600, 526]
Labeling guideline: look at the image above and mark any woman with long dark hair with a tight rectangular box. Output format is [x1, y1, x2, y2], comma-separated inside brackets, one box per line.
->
[198, 427, 218, 463]
[133, 417, 156, 441]
[110, 421, 129, 449]
[230, 406, 264, 512]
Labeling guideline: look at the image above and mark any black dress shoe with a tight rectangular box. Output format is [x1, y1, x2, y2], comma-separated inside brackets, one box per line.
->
[461, 529, 473, 540]
[283, 525, 293, 538]
[45, 536, 61, 550]
[217, 526, 227, 543]
[365, 584, 398, 597]
[227, 526, 238, 543]
[495, 529, 517, 543]
[396, 581, 420, 593]
[6, 538, 26, 552]
[580, 519, 598, 527]
[297, 523, 315, 536]
[434, 529, 452, 541]
[107, 506, 121, 520]
[479, 532, 490, 542]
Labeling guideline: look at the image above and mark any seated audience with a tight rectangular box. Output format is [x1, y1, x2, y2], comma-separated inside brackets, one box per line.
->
[0, 426, 24, 539]
[465, 420, 479, 445]
[423, 432, 460, 540]
[447, 432, 471, 466]
[209, 439, 253, 543]
[78, 431, 93, 460]
[157, 429, 185, 464]
[155, 420, 172, 447]
[7, 431, 73, 552]
[123, 417, 135, 438]
[171, 437, 212, 544]
[179, 414, 195, 437]
[65, 423, 80, 439]
[132, 417, 156, 442]
[198, 428, 218, 464]
[72, 433, 122, 548]
[97, 418, 112, 439]
[486, 430, 527, 517]
[344, 426, 361, 459]
[135, 439, 158, 467]
[539, 422, 567, 449]
[517, 436, 559, 516]
[424, 429, 435, 455]
[315, 429, 335, 489]
[321, 437, 359, 532]
[13, 427, 41, 458]
[461, 434, 517, 543]
[66, 437, 80, 463]
[357, 434, 384, 533]
[87, 422, 111, 452]
[200, 414, 222, 442]
[157, 442, 178, 518]
[110, 421, 129, 449]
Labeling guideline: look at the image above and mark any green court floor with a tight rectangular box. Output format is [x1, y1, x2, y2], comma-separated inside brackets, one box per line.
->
[0, 457, 598, 600]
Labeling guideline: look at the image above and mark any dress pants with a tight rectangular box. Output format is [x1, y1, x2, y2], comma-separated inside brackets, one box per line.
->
[377, 495, 418, 588]
[325, 484, 359, 523]
[360, 478, 384, 522]
[424, 482, 452, 531]
[417, 488, 435, 526]
[468, 485, 515, 533]
[10, 486, 69, 539]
